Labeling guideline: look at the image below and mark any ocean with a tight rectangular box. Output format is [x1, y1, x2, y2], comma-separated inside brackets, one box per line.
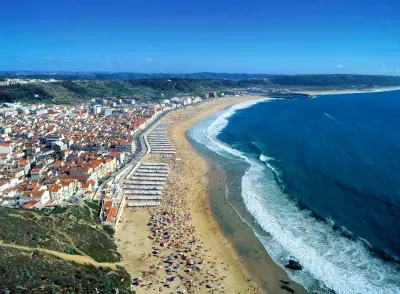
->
[188, 91, 400, 294]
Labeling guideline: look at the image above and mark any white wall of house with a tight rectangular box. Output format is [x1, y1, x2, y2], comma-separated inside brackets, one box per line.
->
[50, 191, 59, 201]
[40, 191, 50, 205]
[0, 145, 12, 153]
[0, 182, 10, 192]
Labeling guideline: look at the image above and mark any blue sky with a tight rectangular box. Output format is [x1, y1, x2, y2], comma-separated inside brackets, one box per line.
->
[1, 0, 399, 74]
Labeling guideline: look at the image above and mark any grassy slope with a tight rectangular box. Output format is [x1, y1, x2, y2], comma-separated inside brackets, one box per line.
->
[0, 203, 120, 262]
[0, 79, 224, 104]
[57, 81, 143, 98]
[39, 83, 82, 103]
[0, 84, 54, 103]
[0, 247, 132, 294]
[0, 203, 133, 293]
[1, 75, 400, 104]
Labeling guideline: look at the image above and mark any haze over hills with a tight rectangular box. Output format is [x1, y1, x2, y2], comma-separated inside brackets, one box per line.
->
[1, 73, 400, 104]
[2, 71, 400, 83]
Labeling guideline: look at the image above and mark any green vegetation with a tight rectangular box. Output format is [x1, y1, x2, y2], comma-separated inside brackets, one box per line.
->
[0, 205, 134, 293]
[85, 200, 100, 213]
[267, 74, 400, 87]
[0, 206, 121, 263]
[0, 84, 53, 103]
[1, 74, 400, 104]
[0, 247, 133, 294]
[56, 80, 140, 98]
[47, 206, 68, 214]
[0, 79, 224, 104]
[103, 225, 115, 238]
[53, 144, 66, 160]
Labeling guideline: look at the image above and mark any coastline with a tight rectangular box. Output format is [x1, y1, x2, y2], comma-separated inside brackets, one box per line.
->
[299, 85, 400, 96]
[196, 93, 400, 294]
[189, 135, 308, 294]
[115, 96, 306, 293]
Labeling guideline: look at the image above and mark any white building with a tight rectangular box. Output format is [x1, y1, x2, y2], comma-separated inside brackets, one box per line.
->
[0, 143, 13, 153]
[182, 97, 192, 105]
[192, 97, 202, 103]
[91, 105, 102, 114]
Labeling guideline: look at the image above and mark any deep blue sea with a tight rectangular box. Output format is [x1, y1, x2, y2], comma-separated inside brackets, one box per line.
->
[189, 92, 400, 294]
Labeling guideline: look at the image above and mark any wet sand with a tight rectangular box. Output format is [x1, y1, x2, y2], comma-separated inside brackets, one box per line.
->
[116, 96, 307, 293]
[197, 146, 307, 294]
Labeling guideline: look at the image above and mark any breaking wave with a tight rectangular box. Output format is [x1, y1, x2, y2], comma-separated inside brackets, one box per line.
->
[188, 99, 400, 294]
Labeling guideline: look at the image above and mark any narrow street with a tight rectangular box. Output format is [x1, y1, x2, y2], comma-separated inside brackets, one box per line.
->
[92, 110, 171, 200]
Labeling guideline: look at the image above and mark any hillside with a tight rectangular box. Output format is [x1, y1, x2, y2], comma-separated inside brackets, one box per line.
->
[1, 74, 400, 104]
[3, 72, 400, 82]
[0, 79, 234, 104]
[0, 203, 133, 293]
[268, 74, 400, 87]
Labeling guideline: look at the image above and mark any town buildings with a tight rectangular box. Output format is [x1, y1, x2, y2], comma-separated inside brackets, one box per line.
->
[0, 78, 59, 87]
[99, 183, 126, 229]
[0, 100, 166, 210]
[0, 94, 208, 211]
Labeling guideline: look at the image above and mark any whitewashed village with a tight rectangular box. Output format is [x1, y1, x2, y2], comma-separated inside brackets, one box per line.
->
[0, 93, 210, 229]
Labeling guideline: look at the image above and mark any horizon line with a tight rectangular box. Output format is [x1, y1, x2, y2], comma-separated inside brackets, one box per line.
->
[0, 71, 400, 77]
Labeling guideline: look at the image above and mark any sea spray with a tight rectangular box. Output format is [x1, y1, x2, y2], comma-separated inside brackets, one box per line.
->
[240, 158, 400, 293]
[188, 98, 400, 294]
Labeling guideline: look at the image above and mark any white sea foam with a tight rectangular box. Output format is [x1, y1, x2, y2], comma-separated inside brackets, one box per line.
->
[323, 112, 344, 125]
[241, 160, 400, 294]
[189, 99, 400, 294]
[190, 98, 274, 158]
[259, 154, 282, 176]
[324, 112, 335, 121]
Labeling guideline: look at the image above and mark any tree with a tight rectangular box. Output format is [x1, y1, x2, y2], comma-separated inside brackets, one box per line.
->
[53, 144, 66, 160]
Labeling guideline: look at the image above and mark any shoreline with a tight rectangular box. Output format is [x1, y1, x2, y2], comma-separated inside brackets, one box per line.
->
[298, 85, 400, 96]
[189, 134, 308, 294]
[193, 94, 400, 294]
[115, 96, 306, 293]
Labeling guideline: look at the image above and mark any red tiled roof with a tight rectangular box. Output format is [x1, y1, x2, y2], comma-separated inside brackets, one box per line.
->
[21, 190, 45, 198]
[48, 185, 61, 192]
[106, 207, 118, 223]
[103, 200, 112, 209]
[22, 200, 38, 209]
[44, 199, 56, 206]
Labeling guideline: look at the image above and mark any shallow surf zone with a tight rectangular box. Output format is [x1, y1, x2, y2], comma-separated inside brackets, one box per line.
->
[188, 99, 400, 294]
[191, 98, 274, 157]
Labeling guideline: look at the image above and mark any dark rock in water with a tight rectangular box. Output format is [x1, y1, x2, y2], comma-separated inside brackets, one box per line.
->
[281, 285, 295, 293]
[279, 280, 290, 284]
[285, 260, 302, 270]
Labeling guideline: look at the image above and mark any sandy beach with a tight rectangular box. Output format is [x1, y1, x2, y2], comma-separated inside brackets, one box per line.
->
[300, 85, 400, 96]
[116, 96, 306, 294]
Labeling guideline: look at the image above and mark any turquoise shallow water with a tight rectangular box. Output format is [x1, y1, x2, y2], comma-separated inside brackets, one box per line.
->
[189, 93, 400, 294]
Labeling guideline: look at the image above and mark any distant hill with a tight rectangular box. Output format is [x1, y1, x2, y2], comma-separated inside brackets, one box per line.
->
[1, 74, 400, 104]
[267, 74, 400, 87]
[0, 71, 275, 81]
[0, 79, 235, 104]
[2, 71, 400, 82]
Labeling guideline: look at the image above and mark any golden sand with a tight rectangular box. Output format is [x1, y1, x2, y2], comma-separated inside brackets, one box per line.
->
[116, 96, 305, 294]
